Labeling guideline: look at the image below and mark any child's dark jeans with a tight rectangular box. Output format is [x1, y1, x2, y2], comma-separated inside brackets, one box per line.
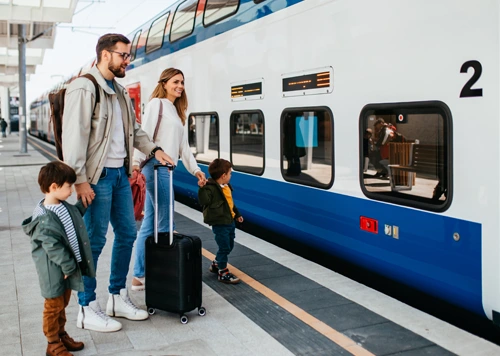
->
[212, 221, 235, 270]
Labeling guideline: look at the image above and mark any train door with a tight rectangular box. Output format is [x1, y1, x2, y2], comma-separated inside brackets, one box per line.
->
[127, 82, 142, 123]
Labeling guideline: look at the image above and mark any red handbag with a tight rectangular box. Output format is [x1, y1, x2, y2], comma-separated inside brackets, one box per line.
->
[129, 170, 146, 221]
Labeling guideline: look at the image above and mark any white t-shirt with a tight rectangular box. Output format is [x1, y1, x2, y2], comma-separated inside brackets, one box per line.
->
[133, 98, 200, 175]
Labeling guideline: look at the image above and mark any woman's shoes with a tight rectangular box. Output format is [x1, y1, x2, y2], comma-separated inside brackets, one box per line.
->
[131, 277, 145, 291]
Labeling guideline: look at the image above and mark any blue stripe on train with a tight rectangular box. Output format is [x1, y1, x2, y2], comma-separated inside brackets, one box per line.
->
[174, 163, 483, 316]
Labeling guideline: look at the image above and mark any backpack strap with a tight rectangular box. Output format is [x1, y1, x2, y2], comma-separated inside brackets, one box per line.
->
[80, 73, 100, 112]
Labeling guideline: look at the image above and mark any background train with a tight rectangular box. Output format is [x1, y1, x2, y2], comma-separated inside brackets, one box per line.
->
[29, 0, 500, 324]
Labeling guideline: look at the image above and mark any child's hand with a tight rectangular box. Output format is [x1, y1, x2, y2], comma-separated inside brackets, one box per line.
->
[237, 216, 244, 223]
[64, 275, 68, 280]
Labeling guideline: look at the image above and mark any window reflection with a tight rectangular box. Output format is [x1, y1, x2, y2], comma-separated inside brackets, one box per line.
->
[230, 111, 264, 175]
[204, 0, 239, 26]
[171, 0, 198, 42]
[189, 113, 219, 164]
[362, 105, 451, 210]
[281, 109, 333, 188]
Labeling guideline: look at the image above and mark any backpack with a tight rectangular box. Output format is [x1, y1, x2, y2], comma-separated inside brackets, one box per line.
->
[387, 123, 405, 143]
[48, 74, 100, 161]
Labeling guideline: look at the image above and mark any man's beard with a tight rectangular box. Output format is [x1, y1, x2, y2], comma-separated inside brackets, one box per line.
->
[108, 58, 126, 78]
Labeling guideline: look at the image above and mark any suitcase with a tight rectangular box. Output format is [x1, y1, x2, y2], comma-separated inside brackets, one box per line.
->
[145, 163, 206, 323]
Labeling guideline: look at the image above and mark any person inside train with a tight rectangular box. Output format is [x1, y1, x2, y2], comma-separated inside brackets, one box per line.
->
[198, 158, 243, 284]
[61, 33, 174, 333]
[131, 67, 207, 292]
[363, 128, 373, 173]
[372, 118, 406, 178]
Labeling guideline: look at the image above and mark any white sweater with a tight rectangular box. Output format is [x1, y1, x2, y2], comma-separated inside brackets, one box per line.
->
[133, 98, 200, 176]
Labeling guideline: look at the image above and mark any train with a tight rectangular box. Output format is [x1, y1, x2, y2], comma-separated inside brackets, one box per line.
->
[29, 0, 500, 323]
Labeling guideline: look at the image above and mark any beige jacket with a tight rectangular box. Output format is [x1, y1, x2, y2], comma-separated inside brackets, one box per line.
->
[62, 66, 156, 185]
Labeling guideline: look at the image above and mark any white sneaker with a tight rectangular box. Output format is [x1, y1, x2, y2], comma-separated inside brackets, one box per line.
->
[131, 277, 145, 291]
[76, 300, 122, 332]
[106, 288, 149, 320]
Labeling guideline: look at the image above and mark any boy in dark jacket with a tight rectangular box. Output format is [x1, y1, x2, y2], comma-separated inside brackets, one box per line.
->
[198, 158, 243, 284]
[22, 161, 95, 356]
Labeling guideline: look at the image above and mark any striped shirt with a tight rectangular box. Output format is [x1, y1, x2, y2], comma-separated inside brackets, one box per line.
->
[33, 201, 82, 262]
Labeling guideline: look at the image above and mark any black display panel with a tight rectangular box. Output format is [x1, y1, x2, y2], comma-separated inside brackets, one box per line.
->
[231, 82, 262, 98]
[282, 71, 330, 92]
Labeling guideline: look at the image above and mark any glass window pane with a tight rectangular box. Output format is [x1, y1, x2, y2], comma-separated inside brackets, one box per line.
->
[361, 103, 451, 211]
[204, 0, 239, 27]
[281, 109, 333, 188]
[189, 113, 219, 164]
[130, 30, 141, 61]
[146, 13, 169, 54]
[171, 0, 198, 42]
[230, 111, 264, 175]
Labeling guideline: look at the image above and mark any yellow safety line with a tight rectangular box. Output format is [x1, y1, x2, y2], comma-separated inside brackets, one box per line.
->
[202, 249, 375, 356]
[27, 137, 58, 160]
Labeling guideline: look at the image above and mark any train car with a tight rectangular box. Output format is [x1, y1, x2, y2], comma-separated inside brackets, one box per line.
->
[31, 0, 500, 323]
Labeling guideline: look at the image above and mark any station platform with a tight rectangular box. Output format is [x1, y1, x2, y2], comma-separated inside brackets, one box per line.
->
[1, 133, 499, 356]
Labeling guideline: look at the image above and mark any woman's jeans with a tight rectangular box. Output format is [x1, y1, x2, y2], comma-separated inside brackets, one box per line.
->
[133, 158, 175, 278]
[78, 166, 138, 306]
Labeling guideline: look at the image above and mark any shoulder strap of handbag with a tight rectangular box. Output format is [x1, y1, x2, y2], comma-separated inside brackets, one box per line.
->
[152, 101, 163, 142]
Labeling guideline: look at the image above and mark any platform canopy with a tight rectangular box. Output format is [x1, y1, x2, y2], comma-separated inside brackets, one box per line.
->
[0, 0, 78, 89]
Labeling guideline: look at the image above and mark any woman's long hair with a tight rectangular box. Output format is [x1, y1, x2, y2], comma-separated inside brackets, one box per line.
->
[150, 68, 188, 125]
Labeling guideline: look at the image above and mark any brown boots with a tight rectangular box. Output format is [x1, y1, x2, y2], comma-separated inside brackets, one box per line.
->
[46, 333, 84, 356]
[46, 341, 72, 356]
[60, 332, 84, 351]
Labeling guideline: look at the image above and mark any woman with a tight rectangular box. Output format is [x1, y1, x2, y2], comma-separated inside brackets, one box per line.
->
[131, 68, 206, 291]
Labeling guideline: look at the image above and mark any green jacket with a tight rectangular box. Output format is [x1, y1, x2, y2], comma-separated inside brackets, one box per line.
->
[22, 200, 95, 299]
[198, 178, 241, 226]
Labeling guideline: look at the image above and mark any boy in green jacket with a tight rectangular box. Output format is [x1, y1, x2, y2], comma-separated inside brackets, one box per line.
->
[198, 158, 243, 284]
[22, 161, 95, 356]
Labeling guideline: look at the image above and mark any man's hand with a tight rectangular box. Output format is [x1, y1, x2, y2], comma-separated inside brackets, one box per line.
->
[196, 171, 207, 187]
[75, 182, 95, 208]
[154, 150, 174, 166]
[132, 165, 140, 172]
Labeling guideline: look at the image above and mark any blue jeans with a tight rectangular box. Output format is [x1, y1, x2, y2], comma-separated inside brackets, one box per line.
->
[133, 158, 174, 278]
[213, 222, 236, 270]
[78, 166, 138, 306]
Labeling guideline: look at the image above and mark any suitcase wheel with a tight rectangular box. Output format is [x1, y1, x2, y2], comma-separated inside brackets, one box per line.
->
[180, 315, 188, 324]
[147, 307, 156, 315]
[198, 307, 206, 316]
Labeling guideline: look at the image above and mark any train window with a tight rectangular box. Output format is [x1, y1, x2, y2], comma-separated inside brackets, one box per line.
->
[188, 113, 219, 164]
[230, 110, 265, 175]
[254, 0, 266, 3]
[203, 0, 239, 27]
[281, 108, 334, 189]
[170, 0, 199, 43]
[146, 12, 170, 54]
[130, 30, 141, 61]
[360, 101, 452, 212]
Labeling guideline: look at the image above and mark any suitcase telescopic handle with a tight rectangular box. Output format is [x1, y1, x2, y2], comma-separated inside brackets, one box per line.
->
[153, 164, 175, 245]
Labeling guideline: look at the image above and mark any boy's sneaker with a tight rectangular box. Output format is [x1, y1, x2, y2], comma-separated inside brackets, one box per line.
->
[76, 300, 122, 332]
[106, 288, 149, 320]
[131, 277, 145, 291]
[209, 260, 218, 274]
[218, 268, 241, 284]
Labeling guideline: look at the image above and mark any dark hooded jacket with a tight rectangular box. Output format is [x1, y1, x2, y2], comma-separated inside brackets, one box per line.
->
[198, 178, 241, 226]
[22, 200, 95, 298]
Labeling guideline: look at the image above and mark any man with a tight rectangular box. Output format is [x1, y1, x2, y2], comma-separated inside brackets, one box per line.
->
[62, 33, 174, 333]
[0, 117, 7, 137]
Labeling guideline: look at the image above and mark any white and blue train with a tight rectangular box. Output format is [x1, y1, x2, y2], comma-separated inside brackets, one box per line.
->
[30, 0, 500, 323]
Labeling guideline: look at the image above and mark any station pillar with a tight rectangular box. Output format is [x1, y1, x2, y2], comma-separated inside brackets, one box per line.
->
[18, 24, 28, 154]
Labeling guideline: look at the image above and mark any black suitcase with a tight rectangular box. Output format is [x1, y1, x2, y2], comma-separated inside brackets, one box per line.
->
[145, 164, 206, 323]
